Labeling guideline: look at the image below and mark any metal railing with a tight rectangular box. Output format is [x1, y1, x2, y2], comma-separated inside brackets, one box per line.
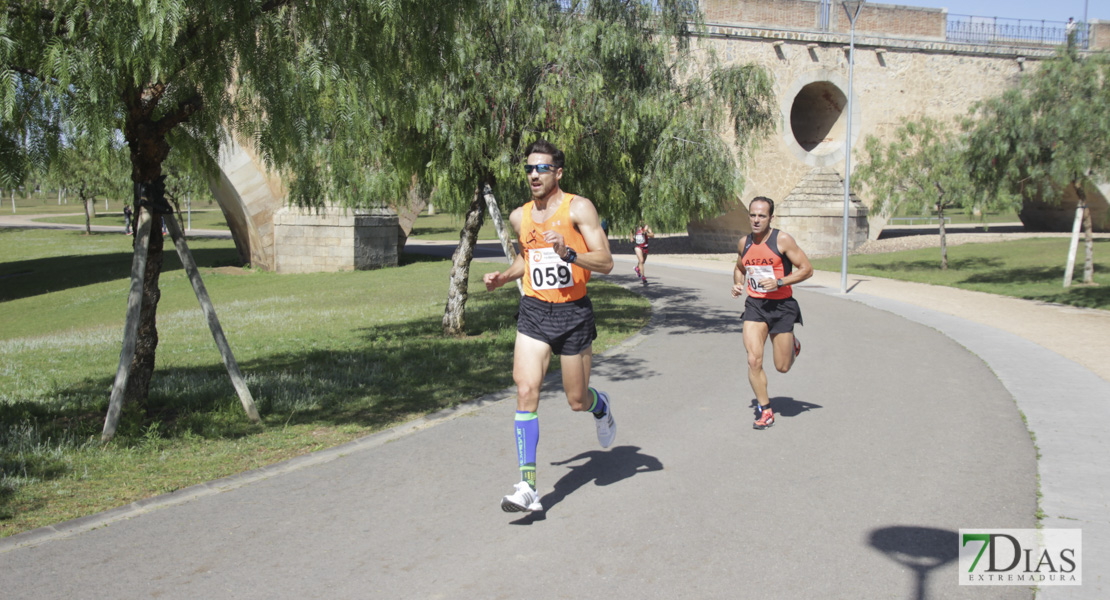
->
[946, 15, 1088, 48]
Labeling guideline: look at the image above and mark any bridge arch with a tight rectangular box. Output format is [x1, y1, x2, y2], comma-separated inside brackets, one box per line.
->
[782, 70, 861, 168]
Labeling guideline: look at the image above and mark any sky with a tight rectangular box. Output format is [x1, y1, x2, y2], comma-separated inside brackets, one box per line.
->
[877, 0, 1110, 23]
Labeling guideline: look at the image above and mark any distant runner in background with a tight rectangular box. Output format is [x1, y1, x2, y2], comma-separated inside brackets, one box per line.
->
[631, 221, 654, 285]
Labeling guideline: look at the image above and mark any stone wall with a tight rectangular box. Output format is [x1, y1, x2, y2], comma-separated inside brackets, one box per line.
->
[273, 207, 399, 274]
[844, 2, 945, 40]
[1090, 20, 1110, 50]
[701, 0, 945, 40]
[703, 0, 820, 31]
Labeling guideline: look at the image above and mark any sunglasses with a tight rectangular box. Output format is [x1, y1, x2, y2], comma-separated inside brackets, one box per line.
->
[523, 164, 557, 174]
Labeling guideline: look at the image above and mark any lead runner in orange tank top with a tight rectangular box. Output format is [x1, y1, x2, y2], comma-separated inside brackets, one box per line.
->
[730, 196, 813, 431]
[482, 139, 616, 514]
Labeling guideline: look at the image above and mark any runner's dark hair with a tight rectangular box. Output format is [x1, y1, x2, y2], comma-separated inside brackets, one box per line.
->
[524, 139, 565, 169]
[750, 196, 775, 217]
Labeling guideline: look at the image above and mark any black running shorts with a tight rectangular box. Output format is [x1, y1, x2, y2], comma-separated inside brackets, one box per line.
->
[517, 295, 597, 356]
[743, 296, 803, 334]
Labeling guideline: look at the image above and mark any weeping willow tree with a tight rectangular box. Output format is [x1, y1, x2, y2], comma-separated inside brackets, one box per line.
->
[312, 0, 777, 335]
[1, 1, 465, 438]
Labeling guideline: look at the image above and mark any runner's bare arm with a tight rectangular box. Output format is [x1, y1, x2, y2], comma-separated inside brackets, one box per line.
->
[761, 232, 814, 291]
[556, 196, 613, 274]
[484, 207, 526, 290]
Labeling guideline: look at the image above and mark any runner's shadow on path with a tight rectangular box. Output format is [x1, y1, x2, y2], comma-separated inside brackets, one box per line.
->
[869, 526, 958, 600]
[509, 446, 663, 525]
[752, 397, 824, 418]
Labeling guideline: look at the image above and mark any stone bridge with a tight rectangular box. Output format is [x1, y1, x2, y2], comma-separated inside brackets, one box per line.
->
[206, 0, 1110, 269]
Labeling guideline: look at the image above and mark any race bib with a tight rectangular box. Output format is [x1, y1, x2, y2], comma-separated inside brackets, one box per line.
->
[745, 264, 775, 293]
[634, 233, 646, 245]
[528, 248, 574, 291]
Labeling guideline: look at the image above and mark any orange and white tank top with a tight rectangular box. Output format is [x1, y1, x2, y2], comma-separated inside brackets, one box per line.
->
[740, 229, 793, 300]
[520, 193, 590, 303]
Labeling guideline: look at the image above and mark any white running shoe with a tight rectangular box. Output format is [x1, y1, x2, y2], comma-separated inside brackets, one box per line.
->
[501, 481, 542, 512]
[594, 391, 616, 448]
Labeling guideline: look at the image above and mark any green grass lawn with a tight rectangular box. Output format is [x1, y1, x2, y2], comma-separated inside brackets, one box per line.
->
[3, 190, 223, 217]
[0, 228, 650, 536]
[407, 212, 500, 241]
[36, 208, 229, 231]
[811, 238, 1110, 310]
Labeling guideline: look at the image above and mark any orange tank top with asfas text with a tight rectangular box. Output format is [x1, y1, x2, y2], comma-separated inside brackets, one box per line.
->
[741, 229, 793, 300]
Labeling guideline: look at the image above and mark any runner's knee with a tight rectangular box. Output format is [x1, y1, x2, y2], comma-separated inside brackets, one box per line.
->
[514, 377, 541, 405]
[565, 387, 589, 411]
[746, 352, 764, 372]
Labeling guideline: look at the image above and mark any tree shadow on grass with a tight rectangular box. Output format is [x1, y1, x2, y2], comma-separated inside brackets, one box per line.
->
[854, 257, 1004, 273]
[960, 265, 1064, 285]
[1019, 284, 1109, 309]
[0, 245, 243, 302]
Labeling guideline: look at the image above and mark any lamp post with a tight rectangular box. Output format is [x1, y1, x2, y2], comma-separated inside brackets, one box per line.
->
[841, 1, 863, 294]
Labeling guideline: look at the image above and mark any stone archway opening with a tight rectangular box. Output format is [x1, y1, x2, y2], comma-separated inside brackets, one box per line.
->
[789, 81, 847, 155]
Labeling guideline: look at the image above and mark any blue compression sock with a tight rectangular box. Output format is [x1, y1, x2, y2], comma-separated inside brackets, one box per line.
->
[587, 388, 608, 417]
[515, 411, 539, 490]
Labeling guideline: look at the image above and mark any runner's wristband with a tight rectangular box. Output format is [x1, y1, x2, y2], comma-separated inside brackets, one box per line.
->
[562, 248, 577, 264]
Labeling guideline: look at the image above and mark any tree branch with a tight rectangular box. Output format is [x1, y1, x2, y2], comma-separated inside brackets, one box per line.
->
[157, 94, 204, 135]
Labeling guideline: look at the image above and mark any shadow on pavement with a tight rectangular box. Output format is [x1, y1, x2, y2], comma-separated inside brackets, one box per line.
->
[869, 526, 959, 600]
[509, 445, 663, 525]
[591, 354, 659, 382]
[620, 277, 739, 336]
[747, 397, 823, 420]
[764, 397, 824, 418]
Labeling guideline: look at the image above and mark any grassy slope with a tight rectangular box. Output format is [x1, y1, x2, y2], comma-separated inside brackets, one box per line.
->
[0, 229, 649, 535]
[810, 238, 1110, 310]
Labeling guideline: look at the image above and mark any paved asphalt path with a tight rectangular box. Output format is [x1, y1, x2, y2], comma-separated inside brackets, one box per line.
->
[2, 248, 1059, 599]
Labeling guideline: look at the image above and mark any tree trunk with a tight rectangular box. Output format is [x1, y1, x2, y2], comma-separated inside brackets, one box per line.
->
[103, 208, 154, 440]
[442, 186, 487, 336]
[937, 202, 947, 270]
[84, 195, 93, 235]
[1082, 200, 1094, 284]
[123, 177, 169, 416]
[481, 184, 522, 295]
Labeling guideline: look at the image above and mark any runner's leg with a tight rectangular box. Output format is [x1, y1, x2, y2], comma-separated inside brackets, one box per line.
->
[512, 333, 552, 492]
[514, 332, 552, 412]
[770, 331, 796, 373]
[558, 345, 593, 412]
[743, 321, 771, 406]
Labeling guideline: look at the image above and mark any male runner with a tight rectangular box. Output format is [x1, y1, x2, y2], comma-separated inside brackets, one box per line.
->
[631, 221, 654, 285]
[484, 139, 616, 513]
[731, 196, 813, 430]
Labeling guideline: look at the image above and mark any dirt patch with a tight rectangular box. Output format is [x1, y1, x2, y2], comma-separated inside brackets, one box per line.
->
[210, 266, 251, 276]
